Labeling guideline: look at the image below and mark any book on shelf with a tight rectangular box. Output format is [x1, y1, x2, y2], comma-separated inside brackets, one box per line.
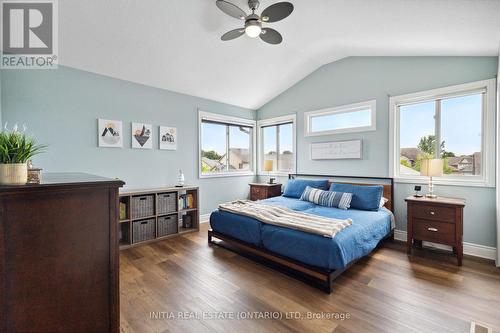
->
[119, 202, 127, 220]
[178, 194, 194, 210]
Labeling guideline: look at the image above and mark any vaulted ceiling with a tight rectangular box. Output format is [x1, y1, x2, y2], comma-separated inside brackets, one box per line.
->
[59, 0, 500, 109]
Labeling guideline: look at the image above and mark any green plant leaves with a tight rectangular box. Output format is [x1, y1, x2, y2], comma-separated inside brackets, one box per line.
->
[0, 130, 46, 164]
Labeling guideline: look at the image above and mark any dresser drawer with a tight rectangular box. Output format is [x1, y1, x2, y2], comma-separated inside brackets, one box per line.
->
[411, 204, 455, 223]
[413, 219, 456, 244]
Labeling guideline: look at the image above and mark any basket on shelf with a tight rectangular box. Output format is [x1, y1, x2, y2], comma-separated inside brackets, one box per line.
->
[131, 195, 154, 219]
[157, 192, 177, 215]
[157, 215, 178, 237]
[132, 218, 155, 243]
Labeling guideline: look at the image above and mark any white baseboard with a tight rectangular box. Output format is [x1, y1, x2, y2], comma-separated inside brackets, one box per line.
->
[394, 229, 496, 261]
[200, 213, 210, 223]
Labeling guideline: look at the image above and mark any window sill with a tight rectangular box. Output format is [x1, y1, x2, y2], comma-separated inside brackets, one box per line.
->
[394, 176, 494, 188]
[199, 172, 255, 179]
[257, 172, 294, 177]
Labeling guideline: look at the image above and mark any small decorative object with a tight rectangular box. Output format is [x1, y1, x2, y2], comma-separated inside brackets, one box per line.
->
[98, 119, 123, 148]
[413, 185, 423, 198]
[182, 214, 192, 229]
[131, 123, 152, 149]
[0, 124, 46, 185]
[159, 126, 177, 150]
[176, 170, 185, 187]
[27, 160, 43, 184]
[263, 160, 274, 184]
[420, 159, 443, 198]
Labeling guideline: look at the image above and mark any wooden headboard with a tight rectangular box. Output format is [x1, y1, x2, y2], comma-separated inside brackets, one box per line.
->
[288, 174, 394, 212]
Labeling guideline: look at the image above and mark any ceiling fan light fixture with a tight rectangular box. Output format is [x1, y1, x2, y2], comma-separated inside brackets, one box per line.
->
[245, 24, 261, 38]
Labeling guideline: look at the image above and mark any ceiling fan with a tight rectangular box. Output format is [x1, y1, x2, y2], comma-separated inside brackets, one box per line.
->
[216, 0, 294, 45]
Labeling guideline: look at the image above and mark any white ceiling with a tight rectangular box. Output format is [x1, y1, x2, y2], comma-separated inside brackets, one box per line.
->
[59, 0, 500, 110]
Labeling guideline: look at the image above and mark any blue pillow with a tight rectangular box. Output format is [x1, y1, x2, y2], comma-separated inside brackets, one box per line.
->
[300, 186, 352, 210]
[283, 179, 329, 198]
[330, 183, 383, 211]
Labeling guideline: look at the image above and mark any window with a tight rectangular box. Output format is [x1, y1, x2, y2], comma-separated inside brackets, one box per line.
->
[390, 79, 496, 186]
[257, 114, 296, 175]
[305, 100, 376, 136]
[199, 111, 255, 178]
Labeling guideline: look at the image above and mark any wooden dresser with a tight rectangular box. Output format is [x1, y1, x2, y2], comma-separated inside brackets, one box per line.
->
[0, 173, 124, 332]
[249, 183, 282, 201]
[405, 196, 465, 265]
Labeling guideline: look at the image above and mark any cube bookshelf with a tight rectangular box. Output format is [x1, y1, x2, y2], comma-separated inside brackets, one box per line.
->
[118, 186, 199, 250]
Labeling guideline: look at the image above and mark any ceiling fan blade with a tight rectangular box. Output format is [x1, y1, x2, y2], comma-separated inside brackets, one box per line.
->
[221, 28, 245, 41]
[261, 2, 294, 22]
[216, 0, 246, 20]
[260, 28, 283, 44]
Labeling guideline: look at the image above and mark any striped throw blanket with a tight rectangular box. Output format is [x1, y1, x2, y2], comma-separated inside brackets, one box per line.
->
[218, 200, 352, 238]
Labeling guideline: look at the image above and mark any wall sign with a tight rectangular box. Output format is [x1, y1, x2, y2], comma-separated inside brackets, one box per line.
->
[310, 139, 362, 160]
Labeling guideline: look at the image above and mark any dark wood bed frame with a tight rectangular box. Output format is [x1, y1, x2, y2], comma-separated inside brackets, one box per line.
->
[208, 174, 395, 293]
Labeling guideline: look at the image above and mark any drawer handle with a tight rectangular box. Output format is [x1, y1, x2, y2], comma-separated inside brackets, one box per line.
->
[430, 211, 435, 215]
[427, 227, 438, 232]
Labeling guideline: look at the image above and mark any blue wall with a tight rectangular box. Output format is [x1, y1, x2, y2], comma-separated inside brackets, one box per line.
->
[258, 57, 498, 247]
[1, 66, 256, 215]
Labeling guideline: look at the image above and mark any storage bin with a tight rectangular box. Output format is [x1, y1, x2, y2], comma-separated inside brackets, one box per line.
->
[132, 218, 156, 244]
[131, 195, 154, 219]
[157, 215, 178, 237]
[157, 192, 177, 215]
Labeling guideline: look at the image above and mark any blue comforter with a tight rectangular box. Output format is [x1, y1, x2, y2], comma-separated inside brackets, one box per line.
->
[209, 196, 393, 270]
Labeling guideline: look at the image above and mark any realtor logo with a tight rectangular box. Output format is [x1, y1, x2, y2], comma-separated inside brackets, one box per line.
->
[1, 0, 58, 68]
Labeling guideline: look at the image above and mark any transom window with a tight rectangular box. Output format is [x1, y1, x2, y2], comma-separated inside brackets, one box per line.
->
[305, 100, 376, 136]
[390, 79, 496, 186]
[199, 111, 255, 178]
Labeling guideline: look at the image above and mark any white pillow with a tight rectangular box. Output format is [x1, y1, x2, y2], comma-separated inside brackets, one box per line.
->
[379, 197, 389, 208]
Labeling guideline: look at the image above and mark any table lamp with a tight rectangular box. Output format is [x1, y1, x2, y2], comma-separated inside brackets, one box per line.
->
[263, 160, 274, 184]
[420, 159, 443, 198]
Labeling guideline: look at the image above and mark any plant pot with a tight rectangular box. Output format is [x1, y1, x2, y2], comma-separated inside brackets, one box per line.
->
[0, 163, 28, 185]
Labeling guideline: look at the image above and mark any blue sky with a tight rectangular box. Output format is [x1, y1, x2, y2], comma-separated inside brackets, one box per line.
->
[400, 94, 482, 156]
[202, 93, 481, 157]
[201, 123, 251, 154]
[311, 109, 371, 132]
[201, 122, 293, 155]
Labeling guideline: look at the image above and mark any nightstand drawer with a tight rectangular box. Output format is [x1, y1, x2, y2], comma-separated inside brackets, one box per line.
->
[413, 219, 455, 244]
[412, 204, 455, 223]
[250, 187, 266, 200]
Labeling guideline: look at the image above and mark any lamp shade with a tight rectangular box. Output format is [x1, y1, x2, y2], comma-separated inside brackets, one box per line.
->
[420, 159, 443, 177]
[263, 160, 274, 172]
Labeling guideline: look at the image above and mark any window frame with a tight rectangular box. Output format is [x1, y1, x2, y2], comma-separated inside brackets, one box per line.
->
[389, 79, 496, 187]
[304, 100, 377, 136]
[198, 111, 256, 179]
[257, 114, 297, 176]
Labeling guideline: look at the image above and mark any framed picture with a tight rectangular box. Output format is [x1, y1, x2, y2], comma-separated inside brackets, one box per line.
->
[98, 119, 123, 148]
[131, 123, 153, 149]
[159, 126, 177, 150]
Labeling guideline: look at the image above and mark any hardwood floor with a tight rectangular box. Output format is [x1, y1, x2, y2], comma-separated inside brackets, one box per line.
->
[120, 223, 500, 333]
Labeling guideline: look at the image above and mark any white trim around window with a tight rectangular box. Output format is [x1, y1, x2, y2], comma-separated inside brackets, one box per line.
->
[257, 114, 297, 177]
[389, 78, 496, 187]
[198, 110, 256, 179]
[304, 99, 377, 137]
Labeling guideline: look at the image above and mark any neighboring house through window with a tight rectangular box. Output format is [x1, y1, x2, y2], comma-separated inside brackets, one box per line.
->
[199, 111, 255, 178]
[390, 79, 496, 186]
[257, 114, 296, 175]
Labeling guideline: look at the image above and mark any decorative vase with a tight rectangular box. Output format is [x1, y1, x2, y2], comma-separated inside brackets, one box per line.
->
[0, 163, 28, 185]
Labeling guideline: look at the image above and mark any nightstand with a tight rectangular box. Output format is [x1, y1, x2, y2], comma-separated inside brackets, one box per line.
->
[405, 196, 465, 265]
[249, 183, 282, 201]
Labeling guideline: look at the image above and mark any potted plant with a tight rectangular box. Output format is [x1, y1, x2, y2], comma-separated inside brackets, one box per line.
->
[0, 125, 46, 185]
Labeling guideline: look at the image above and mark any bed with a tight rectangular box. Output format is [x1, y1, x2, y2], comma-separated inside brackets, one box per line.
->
[208, 174, 394, 293]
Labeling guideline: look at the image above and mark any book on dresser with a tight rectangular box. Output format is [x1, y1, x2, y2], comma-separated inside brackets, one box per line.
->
[118, 185, 200, 249]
